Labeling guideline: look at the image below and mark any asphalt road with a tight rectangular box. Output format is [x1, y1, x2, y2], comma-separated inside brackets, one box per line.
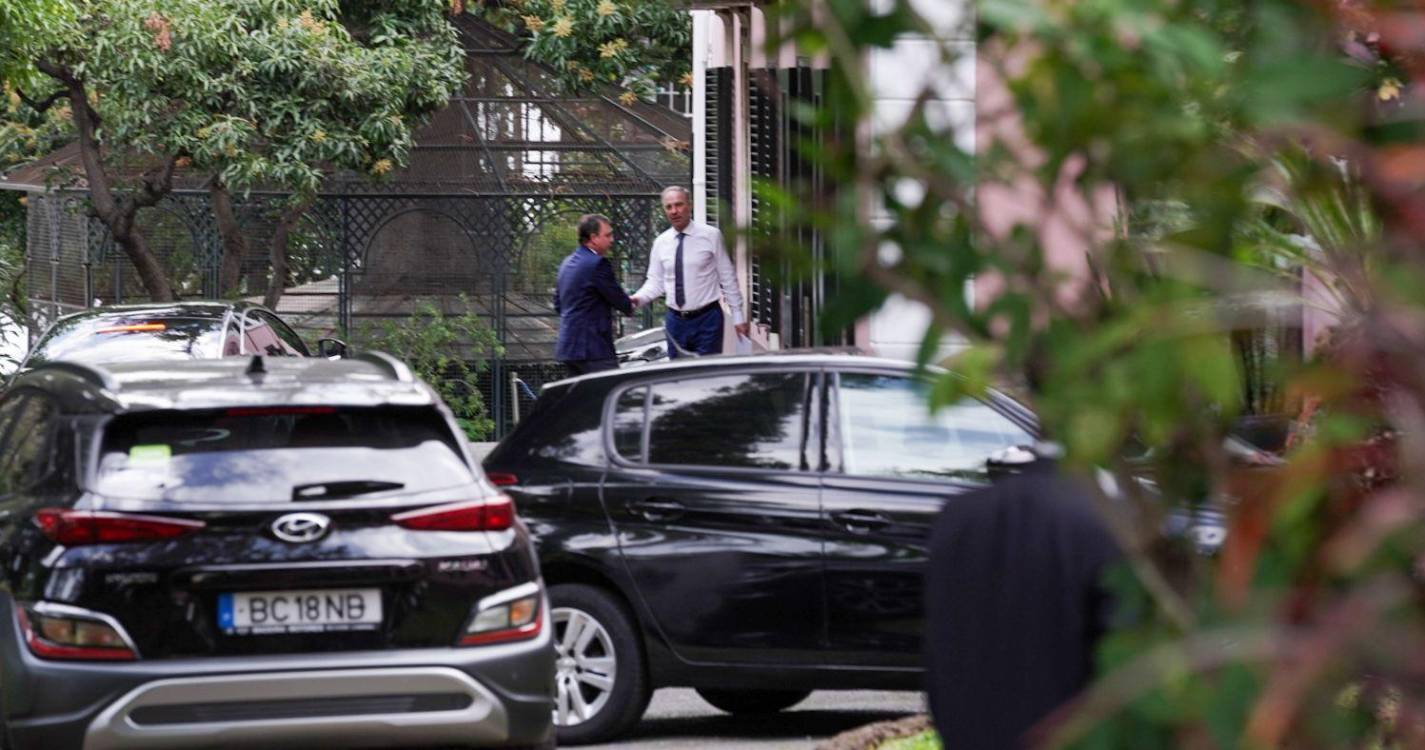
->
[581, 689, 926, 750]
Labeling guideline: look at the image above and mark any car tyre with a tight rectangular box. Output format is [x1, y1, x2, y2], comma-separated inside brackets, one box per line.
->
[696, 688, 812, 715]
[549, 584, 650, 746]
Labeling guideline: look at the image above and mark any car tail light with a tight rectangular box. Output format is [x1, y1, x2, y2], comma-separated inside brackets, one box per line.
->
[391, 496, 514, 531]
[34, 509, 205, 546]
[460, 582, 542, 646]
[486, 472, 519, 487]
[17, 604, 137, 661]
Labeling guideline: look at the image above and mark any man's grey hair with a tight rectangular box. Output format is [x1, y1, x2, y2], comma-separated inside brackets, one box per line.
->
[661, 185, 691, 202]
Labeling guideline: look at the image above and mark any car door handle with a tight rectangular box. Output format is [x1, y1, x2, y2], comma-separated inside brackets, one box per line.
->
[626, 498, 685, 522]
[831, 509, 890, 532]
[511, 483, 568, 500]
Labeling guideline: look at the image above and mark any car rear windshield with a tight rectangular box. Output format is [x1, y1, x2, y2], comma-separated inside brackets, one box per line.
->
[92, 407, 475, 503]
[29, 317, 223, 365]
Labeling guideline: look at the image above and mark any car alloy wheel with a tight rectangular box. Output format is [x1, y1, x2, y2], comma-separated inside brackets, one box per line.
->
[552, 606, 617, 727]
[547, 583, 650, 745]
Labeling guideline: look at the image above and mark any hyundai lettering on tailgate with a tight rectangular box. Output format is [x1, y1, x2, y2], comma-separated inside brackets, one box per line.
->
[218, 588, 382, 635]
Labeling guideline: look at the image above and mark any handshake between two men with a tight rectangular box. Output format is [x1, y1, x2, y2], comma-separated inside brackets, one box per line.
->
[553, 186, 751, 378]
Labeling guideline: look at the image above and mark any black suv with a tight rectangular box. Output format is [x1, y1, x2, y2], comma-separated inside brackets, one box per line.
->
[483, 352, 1051, 744]
[0, 355, 553, 748]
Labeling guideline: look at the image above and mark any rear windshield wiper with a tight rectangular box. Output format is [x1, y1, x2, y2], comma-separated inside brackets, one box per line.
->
[292, 480, 405, 500]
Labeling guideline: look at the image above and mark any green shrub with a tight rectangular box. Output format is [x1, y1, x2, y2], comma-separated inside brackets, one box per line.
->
[352, 296, 502, 441]
[879, 730, 942, 750]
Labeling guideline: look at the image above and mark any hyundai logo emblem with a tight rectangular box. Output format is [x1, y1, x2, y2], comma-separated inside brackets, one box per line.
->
[271, 513, 331, 544]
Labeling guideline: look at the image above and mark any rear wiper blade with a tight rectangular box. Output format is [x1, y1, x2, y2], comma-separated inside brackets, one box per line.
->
[292, 480, 405, 500]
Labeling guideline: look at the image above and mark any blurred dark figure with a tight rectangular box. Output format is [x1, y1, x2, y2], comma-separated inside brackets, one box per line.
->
[925, 458, 1122, 749]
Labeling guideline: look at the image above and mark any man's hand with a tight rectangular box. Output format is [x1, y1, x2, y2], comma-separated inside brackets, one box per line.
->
[629, 295, 642, 310]
[735, 322, 750, 337]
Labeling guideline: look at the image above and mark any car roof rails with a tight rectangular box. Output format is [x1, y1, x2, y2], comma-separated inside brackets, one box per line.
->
[30, 360, 119, 392]
[352, 351, 414, 383]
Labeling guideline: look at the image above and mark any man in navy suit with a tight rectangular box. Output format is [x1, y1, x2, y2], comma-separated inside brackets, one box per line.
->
[553, 214, 634, 377]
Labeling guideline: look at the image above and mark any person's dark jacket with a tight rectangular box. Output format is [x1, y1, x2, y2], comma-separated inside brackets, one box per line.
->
[925, 463, 1122, 749]
[553, 247, 633, 362]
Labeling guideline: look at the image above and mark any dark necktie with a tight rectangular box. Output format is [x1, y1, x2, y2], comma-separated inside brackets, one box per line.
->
[674, 232, 687, 309]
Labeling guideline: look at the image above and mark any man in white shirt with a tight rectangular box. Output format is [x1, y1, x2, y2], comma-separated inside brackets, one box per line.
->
[630, 186, 749, 357]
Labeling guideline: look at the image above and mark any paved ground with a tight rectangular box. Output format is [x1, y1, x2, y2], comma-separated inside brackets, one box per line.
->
[582, 689, 925, 750]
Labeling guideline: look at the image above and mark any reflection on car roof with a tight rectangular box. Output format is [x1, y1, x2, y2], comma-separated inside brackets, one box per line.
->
[545, 349, 935, 390]
[18, 354, 433, 413]
[54, 301, 254, 323]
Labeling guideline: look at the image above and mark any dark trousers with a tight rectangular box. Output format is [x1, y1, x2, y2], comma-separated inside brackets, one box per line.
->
[665, 306, 724, 358]
[562, 357, 619, 378]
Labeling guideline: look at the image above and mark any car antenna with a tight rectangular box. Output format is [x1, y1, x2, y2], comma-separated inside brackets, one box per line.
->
[246, 355, 266, 377]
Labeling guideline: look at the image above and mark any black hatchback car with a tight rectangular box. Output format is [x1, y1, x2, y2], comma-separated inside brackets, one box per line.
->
[484, 352, 1052, 744]
[0, 355, 553, 748]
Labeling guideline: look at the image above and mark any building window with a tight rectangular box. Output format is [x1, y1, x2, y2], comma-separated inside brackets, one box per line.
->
[654, 83, 693, 118]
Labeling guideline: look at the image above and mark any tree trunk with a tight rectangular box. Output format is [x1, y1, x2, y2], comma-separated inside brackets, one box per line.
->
[210, 181, 248, 296]
[263, 202, 310, 310]
[39, 60, 177, 303]
[119, 227, 178, 303]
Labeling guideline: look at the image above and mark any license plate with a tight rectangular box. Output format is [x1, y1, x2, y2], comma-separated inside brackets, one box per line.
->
[218, 588, 382, 635]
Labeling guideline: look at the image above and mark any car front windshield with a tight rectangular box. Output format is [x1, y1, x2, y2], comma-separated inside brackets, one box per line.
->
[92, 407, 475, 504]
[29, 317, 224, 366]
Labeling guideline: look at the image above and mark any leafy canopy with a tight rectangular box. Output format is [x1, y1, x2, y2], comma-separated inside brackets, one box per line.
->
[0, 0, 74, 93]
[41, 0, 465, 197]
[763, 0, 1425, 745]
[476, 0, 690, 101]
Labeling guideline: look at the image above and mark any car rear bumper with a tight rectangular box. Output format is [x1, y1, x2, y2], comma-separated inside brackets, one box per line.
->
[82, 666, 512, 749]
[1, 598, 554, 750]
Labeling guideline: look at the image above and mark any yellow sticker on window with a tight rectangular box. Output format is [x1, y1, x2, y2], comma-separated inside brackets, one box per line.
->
[128, 444, 172, 464]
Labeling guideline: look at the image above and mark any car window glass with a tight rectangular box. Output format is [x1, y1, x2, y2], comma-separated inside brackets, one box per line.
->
[94, 406, 475, 504]
[0, 395, 30, 485]
[242, 317, 288, 357]
[612, 387, 647, 462]
[0, 394, 56, 496]
[837, 373, 1033, 481]
[523, 390, 605, 465]
[258, 312, 307, 356]
[647, 372, 808, 470]
[33, 419, 74, 497]
[222, 323, 242, 356]
[0, 393, 26, 441]
[27, 317, 225, 365]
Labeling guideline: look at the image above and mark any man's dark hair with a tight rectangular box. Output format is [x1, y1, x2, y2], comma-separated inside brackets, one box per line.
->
[578, 214, 611, 245]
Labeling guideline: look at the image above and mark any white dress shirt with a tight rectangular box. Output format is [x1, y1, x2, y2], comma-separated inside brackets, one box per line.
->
[632, 221, 746, 325]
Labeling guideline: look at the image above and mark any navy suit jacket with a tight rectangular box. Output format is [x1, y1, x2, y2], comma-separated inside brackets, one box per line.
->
[553, 247, 633, 362]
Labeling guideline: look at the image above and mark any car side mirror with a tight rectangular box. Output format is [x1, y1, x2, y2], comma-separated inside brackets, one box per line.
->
[316, 338, 349, 359]
[985, 445, 1039, 479]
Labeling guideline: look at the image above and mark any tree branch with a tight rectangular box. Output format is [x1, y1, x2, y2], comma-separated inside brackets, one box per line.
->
[35, 59, 121, 225]
[14, 88, 67, 113]
[264, 198, 314, 309]
[134, 155, 180, 209]
[35, 58, 175, 302]
[6, 268, 34, 337]
[210, 178, 250, 296]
